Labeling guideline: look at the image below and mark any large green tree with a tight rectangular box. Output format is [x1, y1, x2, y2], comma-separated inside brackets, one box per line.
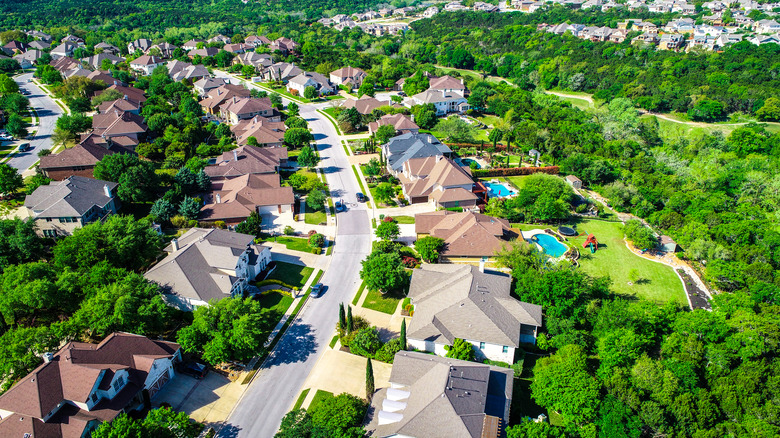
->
[360, 251, 407, 293]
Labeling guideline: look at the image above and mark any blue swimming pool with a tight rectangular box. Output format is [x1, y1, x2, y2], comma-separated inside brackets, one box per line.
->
[462, 158, 481, 169]
[532, 234, 568, 257]
[486, 183, 515, 198]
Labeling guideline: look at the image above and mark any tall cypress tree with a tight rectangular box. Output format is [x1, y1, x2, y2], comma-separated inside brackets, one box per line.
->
[400, 319, 407, 350]
[366, 358, 375, 402]
[339, 303, 346, 330]
[347, 305, 353, 333]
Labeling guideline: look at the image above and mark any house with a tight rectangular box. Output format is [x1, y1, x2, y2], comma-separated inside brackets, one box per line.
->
[382, 133, 452, 174]
[150, 42, 178, 58]
[3, 40, 28, 54]
[609, 29, 629, 43]
[81, 52, 125, 69]
[659, 33, 685, 50]
[261, 62, 303, 82]
[428, 75, 467, 96]
[209, 34, 232, 45]
[199, 173, 295, 224]
[219, 96, 278, 125]
[194, 77, 226, 97]
[24, 176, 119, 238]
[97, 98, 141, 115]
[269, 37, 298, 54]
[399, 156, 479, 209]
[127, 38, 152, 54]
[38, 140, 131, 180]
[231, 116, 286, 147]
[0, 332, 181, 438]
[755, 19, 780, 34]
[342, 95, 387, 115]
[245, 35, 271, 47]
[28, 30, 53, 42]
[145, 228, 271, 310]
[129, 55, 165, 75]
[659, 235, 679, 252]
[61, 34, 84, 45]
[329, 66, 368, 90]
[473, 1, 500, 11]
[368, 113, 419, 135]
[182, 39, 205, 51]
[92, 110, 148, 147]
[28, 40, 51, 51]
[415, 211, 516, 261]
[13, 50, 42, 68]
[366, 351, 512, 438]
[199, 84, 251, 115]
[205, 146, 287, 180]
[51, 41, 77, 59]
[95, 42, 120, 55]
[50, 56, 80, 72]
[423, 6, 439, 17]
[98, 84, 147, 105]
[223, 43, 250, 54]
[406, 264, 543, 362]
[188, 47, 219, 58]
[287, 71, 335, 96]
[166, 59, 210, 81]
[233, 51, 273, 69]
[565, 174, 582, 189]
[410, 89, 469, 116]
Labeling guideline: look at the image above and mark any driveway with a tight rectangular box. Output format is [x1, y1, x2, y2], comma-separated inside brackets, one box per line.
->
[6, 73, 64, 172]
[153, 371, 242, 426]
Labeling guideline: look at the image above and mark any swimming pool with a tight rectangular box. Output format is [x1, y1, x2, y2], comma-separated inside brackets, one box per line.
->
[462, 158, 481, 169]
[532, 234, 568, 257]
[486, 182, 515, 198]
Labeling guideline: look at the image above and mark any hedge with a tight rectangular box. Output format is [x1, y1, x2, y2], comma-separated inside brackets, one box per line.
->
[255, 279, 299, 291]
[472, 166, 560, 178]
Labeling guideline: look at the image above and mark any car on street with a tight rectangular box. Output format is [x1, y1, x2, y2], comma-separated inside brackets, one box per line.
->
[177, 361, 208, 379]
[356, 192, 365, 203]
[18, 143, 32, 152]
[310, 283, 324, 297]
[335, 200, 346, 212]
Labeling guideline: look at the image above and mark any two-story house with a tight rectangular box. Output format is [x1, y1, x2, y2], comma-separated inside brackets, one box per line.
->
[219, 96, 278, 125]
[399, 156, 479, 209]
[0, 332, 181, 438]
[410, 89, 469, 115]
[129, 54, 165, 75]
[145, 228, 273, 310]
[381, 133, 452, 174]
[24, 176, 119, 238]
[329, 66, 367, 90]
[287, 71, 335, 96]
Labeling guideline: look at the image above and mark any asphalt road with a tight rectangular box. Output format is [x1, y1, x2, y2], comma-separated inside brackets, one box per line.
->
[5, 72, 63, 172]
[215, 74, 372, 437]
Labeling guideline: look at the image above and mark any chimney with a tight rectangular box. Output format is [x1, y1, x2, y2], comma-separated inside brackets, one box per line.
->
[428, 134, 434, 144]
[233, 150, 239, 161]
[103, 184, 112, 198]
[114, 109, 119, 117]
[42, 352, 54, 363]
[216, 193, 221, 203]
[171, 238, 179, 252]
[479, 258, 485, 273]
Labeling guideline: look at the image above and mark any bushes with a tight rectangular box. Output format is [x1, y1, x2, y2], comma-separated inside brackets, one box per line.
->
[472, 166, 559, 178]
[309, 233, 325, 248]
[624, 219, 657, 250]
[255, 279, 299, 291]
[349, 327, 382, 358]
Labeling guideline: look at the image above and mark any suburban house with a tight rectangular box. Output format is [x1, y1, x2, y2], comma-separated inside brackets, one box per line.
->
[406, 264, 543, 363]
[13, 50, 42, 68]
[50, 56, 80, 72]
[182, 39, 205, 51]
[129, 55, 165, 75]
[269, 37, 299, 54]
[565, 174, 582, 189]
[81, 52, 125, 69]
[145, 228, 272, 310]
[365, 351, 513, 438]
[127, 38, 153, 54]
[199, 173, 295, 224]
[329, 66, 367, 90]
[231, 116, 286, 147]
[188, 47, 219, 58]
[381, 133, 452, 174]
[368, 113, 419, 135]
[223, 43, 251, 54]
[166, 59, 210, 81]
[28, 40, 51, 51]
[245, 35, 272, 47]
[24, 176, 119, 238]
[194, 77, 226, 97]
[204, 146, 288, 180]
[199, 84, 251, 115]
[233, 51, 273, 70]
[415, 211, 515, 262]
[51, 41, 77, 59]
[97, 84, 147, 105]
[150, 42, 178, 58]
[428, 75, 467, 96]
[287, 71, 335, 96]
[219, 96, 278, 125]
[97, 97, 141, 115]
[95, 42, 120, 55]
[410, 89, 469, 115]
[38, 140, 130, 180]
[261, 62, 303, 82]
[342, 95, 387, 115]
[0, 332, 181, 438]
[61, 34, 84, 45]
[209, 34, 232, 45]
[91, 109, 148, 148]
[399, 156, 479, 209]
[3, 40, 28, 54]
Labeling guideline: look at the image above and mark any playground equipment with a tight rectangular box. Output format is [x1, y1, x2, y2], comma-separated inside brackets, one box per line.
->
[583, 234, 598, 253]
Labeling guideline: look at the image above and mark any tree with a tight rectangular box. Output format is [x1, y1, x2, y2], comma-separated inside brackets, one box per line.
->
[414, 236, 444, 262]
[117, 162, 159, 203]
[4, 113, 28, 138]
[235, 211, 262, 236]
[410, 104, 436, 130]
[36, 64, 62, 84]
[177, 297, 272, 365]
[624, 220, 657, 250]
[297, 145, 319, 167]
[285, 115, 308, 129]
[284, 127, 314, 149]
[363, 158, 382, 176]
[350, 326, 382, 358]
[0, 326, 60, 392]
[0, 73, 18, 95]
[346, 305, 353, 333]
[360, 251, 407, 293]
[307, 188, 326, 211]
[0, 163, 23, 195]
[756, 97, 780, 121]
[337, 107, 363, 133]
[269, 92, 282, 109]
[309, 233, 325, 248]
[400, 318, 406, 350]
[0, 218, 44, 268]
[374, 182, 395, 204]
[55, 113, 92, 138]
[402, 71, 430, 96]
[507, 420, 565, 438]
[489, 128, 503, 149]
[91, 88, 123, 107]
[303, 85, 318, 100]
[178, 196, 200, 221]
[275, 409, 313, 438]
[444, 338, 475, 361]
[150, 198, 177, 223]
[366, 358, 375, 401]
[375, 124, 396, 145]
[287, 102, 300, 117]
[309, 393, 368, 438]
[435, 116, 476, 143]
[375, 221, 400, 241]
[358, 79, 375, 97]
[339, 302, 346, 330]
[92, 407, 201, 438]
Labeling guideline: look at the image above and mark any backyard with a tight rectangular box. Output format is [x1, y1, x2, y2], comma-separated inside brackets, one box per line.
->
[265, 261, 314, 289]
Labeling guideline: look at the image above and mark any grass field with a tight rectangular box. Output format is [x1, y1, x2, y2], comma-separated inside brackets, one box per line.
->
[308, 389, 334, 410]
[352, 281, 367, 306]
[304, 202, 327, 225]
[254, 290, 294, 315]
[393, 215, 415, 224]
[270, 236, 313, 253]
[293, 388, 310, 410]
[362, 288, 402, 315]
[266, 261, 314, 289]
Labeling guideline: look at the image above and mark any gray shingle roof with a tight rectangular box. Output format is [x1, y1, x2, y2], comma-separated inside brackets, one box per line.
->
[24, 176, 116, 218]
[407, 265, 542, 348]
[383, 133, 451, 172]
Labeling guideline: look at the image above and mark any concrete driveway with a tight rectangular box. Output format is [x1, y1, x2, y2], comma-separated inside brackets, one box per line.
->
[153, 371, 244, 426]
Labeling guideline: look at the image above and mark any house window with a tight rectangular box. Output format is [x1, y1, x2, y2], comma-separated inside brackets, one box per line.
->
[43, 229, 57, 238]
[112, 376, 124, 391]
[479, 342, 485, 350]
[503, 346, 509, 354]
[91, 393, 98, 403]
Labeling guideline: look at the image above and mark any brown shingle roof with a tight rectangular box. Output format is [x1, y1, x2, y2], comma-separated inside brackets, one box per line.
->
[342, 95, 386, 115]
[38, 142, 121, 171]
[415, 211, 512, 258]
[204, 145, 287, 179]
[200, 174, 294, 221]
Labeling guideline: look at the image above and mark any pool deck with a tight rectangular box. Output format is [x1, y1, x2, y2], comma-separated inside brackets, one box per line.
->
[521, 229, 569, 258]
[485, 180, 517, 198]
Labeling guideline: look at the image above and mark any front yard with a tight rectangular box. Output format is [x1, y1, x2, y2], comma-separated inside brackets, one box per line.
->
[362, 288, 403, 315]
[265, 261, 314, 289]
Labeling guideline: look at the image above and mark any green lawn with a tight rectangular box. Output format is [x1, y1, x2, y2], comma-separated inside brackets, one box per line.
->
[504, 175, 531, 189]
[393, 215, 415, 224]
[368, 183, 395, 208]
[351, 165, 368, 196]
[254, 290, 293, 315]
[362, 288, 402, 314]
[266, 235, 314, 253]
[567, 219, 685, 305]
[269, 85, 310, 103]
[352, 281, 367, 306]
[304, 202, 327, 225]
[266, 261, 314, 289]
[293, 388, 311, 410]
[308, 389, 334, 410]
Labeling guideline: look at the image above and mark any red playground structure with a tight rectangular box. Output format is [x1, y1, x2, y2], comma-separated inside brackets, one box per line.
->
[583, 234, 598, 253]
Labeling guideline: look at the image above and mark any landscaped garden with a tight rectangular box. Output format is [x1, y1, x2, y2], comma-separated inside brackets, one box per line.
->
[253, 290, 294, 314]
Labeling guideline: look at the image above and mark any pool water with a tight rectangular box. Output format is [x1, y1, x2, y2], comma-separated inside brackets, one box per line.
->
[486, 183, 515, 198]
[462, 159, 481, 169]
[532, 234, 568, 257]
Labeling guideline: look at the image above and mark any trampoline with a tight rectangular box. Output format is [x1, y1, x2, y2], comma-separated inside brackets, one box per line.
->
[558, 226, 577, 236]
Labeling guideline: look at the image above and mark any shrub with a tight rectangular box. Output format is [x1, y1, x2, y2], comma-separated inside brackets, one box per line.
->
[383, 216, 394, 222]
[338, 315, 370, 346]
[214, 221, 226, 229]
[284, 226, 295, 235]
[471, 166, 560, 178]
[311, 247, 322, 255]
[255, 279, 299, 291]
[170, 215, 189, 228]
[309, 233, 325, 248]
[188, 220, 198, 227]
[350, 327, 382, 358]
[375, 338, 402, 363]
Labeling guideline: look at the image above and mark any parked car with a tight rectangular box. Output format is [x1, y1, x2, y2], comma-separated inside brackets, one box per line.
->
[335, 200, 346, 212]
[177, 361, 208, 379]
[310, 283, 324, 297]
[356, 192, 365, 203]
[18, 143, 31, 151]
